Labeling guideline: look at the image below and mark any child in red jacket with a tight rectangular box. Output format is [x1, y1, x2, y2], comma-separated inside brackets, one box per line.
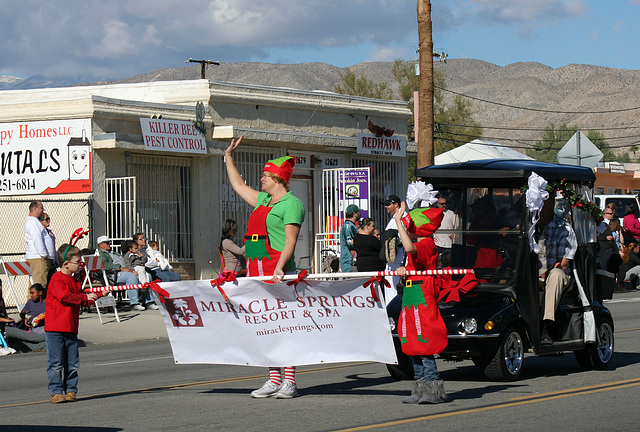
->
[45, 244, 105, 404]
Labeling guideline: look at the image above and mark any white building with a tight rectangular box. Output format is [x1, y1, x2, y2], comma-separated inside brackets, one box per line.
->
[0, 79, 412, 302]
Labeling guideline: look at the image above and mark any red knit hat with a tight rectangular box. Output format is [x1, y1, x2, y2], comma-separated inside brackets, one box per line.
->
[402, 207, 444, 237]
[263, 156, 296, 183]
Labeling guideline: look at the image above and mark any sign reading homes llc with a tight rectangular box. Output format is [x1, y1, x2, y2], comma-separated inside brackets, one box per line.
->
[357, 133, 406, 157]
[140, 118, 207, 154]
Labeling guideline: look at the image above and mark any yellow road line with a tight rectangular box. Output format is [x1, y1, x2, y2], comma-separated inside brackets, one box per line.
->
[330, 378, 640, 432]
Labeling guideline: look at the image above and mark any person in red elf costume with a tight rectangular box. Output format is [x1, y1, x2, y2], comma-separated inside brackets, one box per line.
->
[394, 181, 449, 404]
[225, 136, 305, 399]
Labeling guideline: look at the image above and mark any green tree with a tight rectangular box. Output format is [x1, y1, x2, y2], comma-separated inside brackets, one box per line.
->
[333, 69, 393, 99]
[390, 59, 482, 151]
[527, 123, 619, 163]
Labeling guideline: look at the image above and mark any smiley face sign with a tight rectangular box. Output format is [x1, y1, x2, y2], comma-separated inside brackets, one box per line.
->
[67, 134, 91, 181]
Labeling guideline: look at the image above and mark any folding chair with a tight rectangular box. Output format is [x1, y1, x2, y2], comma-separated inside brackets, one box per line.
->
[0, 257, 33, 311]
[82, 255, 120, 324]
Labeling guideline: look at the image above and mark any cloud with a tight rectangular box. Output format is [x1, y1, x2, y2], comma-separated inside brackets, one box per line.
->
[0, 0, 417, 80]
[436, 0, 587, 38]
[612, 21, 626, 32]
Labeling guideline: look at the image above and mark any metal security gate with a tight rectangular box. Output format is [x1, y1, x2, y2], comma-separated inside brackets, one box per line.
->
[104, 177, 136, 254]
[127, 154, 193, 261]
[314, 167, 371, 272]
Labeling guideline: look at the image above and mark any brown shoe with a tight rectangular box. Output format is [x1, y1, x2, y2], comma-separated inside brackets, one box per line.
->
[50, 393, 66, 404]
[65, 391, 77, 402]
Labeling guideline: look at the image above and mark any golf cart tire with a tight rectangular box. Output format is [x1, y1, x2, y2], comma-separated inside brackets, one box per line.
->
[574, 316, 614, 370]
[386, 350, 414, 381]
[484, 326, 524, 381]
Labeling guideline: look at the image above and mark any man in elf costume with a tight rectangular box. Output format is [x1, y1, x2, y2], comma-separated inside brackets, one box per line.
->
[394, 181, 449, 404]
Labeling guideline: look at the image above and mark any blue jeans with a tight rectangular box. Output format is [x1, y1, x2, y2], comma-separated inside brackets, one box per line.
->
[116, 271, 147, 306]
[149, 269, 181, 282]
[411, 355, 440, 381]
[46, 332, 79, 395]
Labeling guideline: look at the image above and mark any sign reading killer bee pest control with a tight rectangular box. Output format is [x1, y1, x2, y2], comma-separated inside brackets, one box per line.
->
[0, 119, 93, 196]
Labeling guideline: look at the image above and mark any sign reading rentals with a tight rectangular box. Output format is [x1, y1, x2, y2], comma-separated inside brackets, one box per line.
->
[154, 277, 397, 367]
[357, 133, 406, 157]
[0, 119, 92, 196]
[140, 118, 207, 154]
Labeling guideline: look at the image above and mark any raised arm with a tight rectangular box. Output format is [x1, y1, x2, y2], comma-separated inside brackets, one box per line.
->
[395, 202, 417, 254]
[225, 135, 260, 207]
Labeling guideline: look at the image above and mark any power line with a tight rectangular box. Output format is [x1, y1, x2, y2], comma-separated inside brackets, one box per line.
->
[437, 85, 640, 114]
[438, 121, 640, 132]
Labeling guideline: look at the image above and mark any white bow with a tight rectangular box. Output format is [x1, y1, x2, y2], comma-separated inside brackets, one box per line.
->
[526, 172, 549, 253]
[406, 181, 438, 210]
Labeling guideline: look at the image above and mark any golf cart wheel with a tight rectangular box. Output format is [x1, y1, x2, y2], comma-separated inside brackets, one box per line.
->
[386, 350, 414, 381]
[484, 326, 524, 381]
[591, 317, 614, 369]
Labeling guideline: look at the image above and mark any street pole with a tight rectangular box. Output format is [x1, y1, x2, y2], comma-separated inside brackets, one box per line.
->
[417, 0, 434, 168]
[185, 58, 221, 79]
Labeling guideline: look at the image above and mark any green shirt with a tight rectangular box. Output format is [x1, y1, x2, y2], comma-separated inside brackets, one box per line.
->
[255, 191, 305, 271]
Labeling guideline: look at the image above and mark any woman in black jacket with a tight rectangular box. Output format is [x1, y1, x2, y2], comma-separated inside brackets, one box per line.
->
[354, 217, 384, 271]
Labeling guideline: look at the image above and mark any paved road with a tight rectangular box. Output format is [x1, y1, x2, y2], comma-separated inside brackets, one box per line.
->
[1, 294, 640, 431]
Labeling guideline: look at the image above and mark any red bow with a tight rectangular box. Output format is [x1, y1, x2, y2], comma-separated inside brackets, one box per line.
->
[437, 272, 477, 303]
[211, 270, 237, 302]
[286, 269, 311, 301]
[69, 228, 92, 246]
[363, 276, 390, 303]
[144, 279, 171, 304]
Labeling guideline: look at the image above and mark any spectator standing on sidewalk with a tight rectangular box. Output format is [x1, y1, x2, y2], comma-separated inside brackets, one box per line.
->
[25, 200, 50, 287]
[39, 212, 58, 282]
[339, 204, 361, 272]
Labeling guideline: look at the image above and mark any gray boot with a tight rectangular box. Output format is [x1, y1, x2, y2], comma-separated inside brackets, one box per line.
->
[402, 379, 425, 404]
[418, 380, 447, 404]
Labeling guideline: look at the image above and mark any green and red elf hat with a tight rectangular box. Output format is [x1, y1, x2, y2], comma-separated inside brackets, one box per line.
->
[401, 206, 444, 237]
[263, 156, 296, 183]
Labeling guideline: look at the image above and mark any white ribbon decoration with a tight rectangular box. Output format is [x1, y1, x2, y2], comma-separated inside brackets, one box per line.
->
[526, 172, 549, 253]
[406, 181, 438, 210]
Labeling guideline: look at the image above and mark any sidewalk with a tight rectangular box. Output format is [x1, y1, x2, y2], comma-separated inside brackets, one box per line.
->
[78, 306, 168, 345]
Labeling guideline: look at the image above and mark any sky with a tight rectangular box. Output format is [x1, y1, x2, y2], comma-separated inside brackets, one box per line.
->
[1, 0, 640, 81]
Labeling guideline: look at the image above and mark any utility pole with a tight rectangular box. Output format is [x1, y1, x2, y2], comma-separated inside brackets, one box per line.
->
[185, 58, 220, 79]
[417, 0, 434, 167]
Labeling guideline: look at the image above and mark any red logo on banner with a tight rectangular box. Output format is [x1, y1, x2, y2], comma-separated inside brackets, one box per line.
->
[165, 297, 203, 327]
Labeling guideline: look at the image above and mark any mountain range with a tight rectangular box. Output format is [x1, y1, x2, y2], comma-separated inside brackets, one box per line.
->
[2, 59, 640, 155]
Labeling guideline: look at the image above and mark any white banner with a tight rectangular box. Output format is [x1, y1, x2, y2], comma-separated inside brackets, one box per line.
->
[0, 119, 92, 196]
[152, 277, 397, 367]
[140, 118, 207, 154]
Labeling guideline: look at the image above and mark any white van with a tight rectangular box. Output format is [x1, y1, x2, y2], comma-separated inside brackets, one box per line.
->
[594, 194, 640, 219]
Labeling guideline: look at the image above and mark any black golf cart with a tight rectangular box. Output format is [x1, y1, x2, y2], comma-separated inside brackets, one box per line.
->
[387, 159, 614, 381]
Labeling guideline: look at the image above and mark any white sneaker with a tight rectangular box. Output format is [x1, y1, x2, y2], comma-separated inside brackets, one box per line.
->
[146, 303, 159, 310]
[250, 380, 281, 398]
[132, 304, 145, 311]
[275, 381, 298, 399]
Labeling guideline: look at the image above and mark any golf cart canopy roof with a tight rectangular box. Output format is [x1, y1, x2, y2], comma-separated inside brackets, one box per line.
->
[416, 159, 596, 188]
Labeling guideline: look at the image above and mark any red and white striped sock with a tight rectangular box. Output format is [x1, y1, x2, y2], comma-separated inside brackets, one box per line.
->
[284, 366, 296, 384]
[269, 367, 282, 385]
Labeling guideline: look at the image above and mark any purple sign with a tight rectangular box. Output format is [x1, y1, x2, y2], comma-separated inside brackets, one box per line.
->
[340, 168, 370, 218]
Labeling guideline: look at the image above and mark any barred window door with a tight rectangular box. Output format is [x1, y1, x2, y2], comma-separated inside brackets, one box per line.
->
[127, 154, 193, 261]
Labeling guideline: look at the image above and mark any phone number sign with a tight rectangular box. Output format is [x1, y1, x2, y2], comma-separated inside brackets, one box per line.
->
[0, 119, 93, 196]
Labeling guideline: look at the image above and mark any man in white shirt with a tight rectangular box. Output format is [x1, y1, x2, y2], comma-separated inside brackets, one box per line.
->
[382, 195, 405, 301]
[433, 195, 460, 267]
[24, 201, 50, 287]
